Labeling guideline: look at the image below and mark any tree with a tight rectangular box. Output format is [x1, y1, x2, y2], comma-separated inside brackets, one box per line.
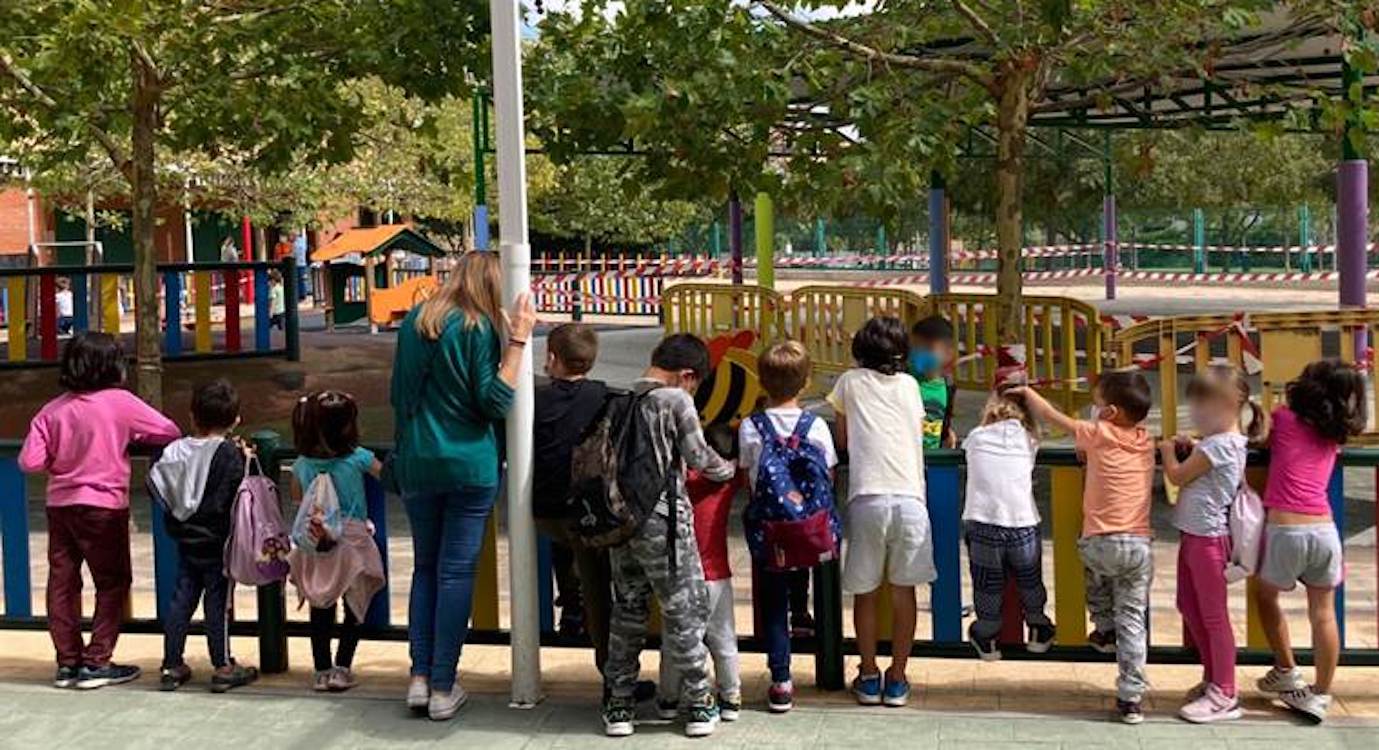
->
[0, 1, 486, 404]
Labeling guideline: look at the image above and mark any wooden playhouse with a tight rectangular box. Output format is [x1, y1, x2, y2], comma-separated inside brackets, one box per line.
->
[312, 225, 449, 328]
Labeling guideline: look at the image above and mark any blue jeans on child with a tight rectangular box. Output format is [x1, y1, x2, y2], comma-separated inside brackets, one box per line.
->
[757, 567, 795, 683]
[404, 486, 499, 693]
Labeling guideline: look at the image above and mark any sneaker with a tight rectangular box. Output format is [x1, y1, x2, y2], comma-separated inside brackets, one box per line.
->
[1088, 629, 1118, 655]
[852, 672, 883, 706]
[1279, 685, 1331, 724]
[75, 663, 141, 690]
[882, 672, 911, 707]
[159, 664, 192, 692]
[656, 698, 679, 720]
[718, 692, 741, 722]
[1027, 623, 1056, 654]
[1257, 666, 1306, 694]
[428, 685, 468, 721]
[684, 698, 719, 738]
[1179, 684, 1241, 724]
[968, 622, 1001, 662]
[327, 666, 358, 692]
[54, 665, 79, 689]
[1184, 681, 1208, 702]
[603, 696, 637, 737]
[790, 611, 816, 638]
[767, 680, 795, 713]
[312, 670, 332, 692]
[210, 661, 258, 694]
[407, 676, 430, 712]
[1116, 698, 1144, 725]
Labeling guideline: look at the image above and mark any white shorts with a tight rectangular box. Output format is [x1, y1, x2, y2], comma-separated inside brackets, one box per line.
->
[841, 494, 936, 594]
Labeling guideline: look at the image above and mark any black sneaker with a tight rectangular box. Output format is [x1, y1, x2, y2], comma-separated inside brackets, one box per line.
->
[684, 697, 719, 738]
[603, 696, 636, 737]
[968, 621, 1001, 662]
[159, 664, 192, 692]
[76, 663, 141, 690]
[1088, 629, 1117, 654]
[718, 693, 741, 722]
[1027, 623, 1056, 654]
[210, 661, 259, 693]
[1117, 698, 1144, 725]
[790, 611, 816, 638]
[53, 665, 79, 689]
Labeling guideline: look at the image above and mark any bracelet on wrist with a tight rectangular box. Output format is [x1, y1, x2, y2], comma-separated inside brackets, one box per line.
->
[508, 337, 528, 347]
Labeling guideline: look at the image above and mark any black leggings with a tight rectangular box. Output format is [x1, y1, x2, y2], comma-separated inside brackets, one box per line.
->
[309, 603, 361, 672]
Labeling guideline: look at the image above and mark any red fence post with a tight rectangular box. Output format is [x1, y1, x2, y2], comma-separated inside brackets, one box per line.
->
[38, 273, 57, 360]
[223, 268, 241, 353]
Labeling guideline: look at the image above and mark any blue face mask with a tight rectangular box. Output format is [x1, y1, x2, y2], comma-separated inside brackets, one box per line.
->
[909, 349, 940, 376]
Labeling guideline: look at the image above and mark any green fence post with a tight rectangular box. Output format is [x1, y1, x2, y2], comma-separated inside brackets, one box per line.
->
[283, 256, 301, 362]
[1299, 204, 1313, 273]
[754, 192, 775, 290]
[1193, 208, 1206, 274]
[813, 559, 845, 690]
[251, 429, 289, 673]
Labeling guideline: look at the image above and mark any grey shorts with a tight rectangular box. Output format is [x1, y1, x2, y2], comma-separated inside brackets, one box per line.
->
[1259, 523, 1344, 591]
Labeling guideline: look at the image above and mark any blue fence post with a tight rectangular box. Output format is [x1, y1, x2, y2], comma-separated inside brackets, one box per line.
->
[364, 473, 391, 628]
[163, 271, 182, 357]
[927, 464, 963, 642]
[1329, 466, 1346, 647]
[537, 534, 554, 633]
[1, 457, 33, 618]
[149, 493, 180, 622]
[73, 272, 89, 333]
[254, 266, 270, 352]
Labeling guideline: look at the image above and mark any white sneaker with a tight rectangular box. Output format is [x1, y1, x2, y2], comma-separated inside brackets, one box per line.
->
[1184, 681, 1208, 702]
[1178, 684, 1242, 724]
[1256, 666, 1305, 694]
[406, 676, 429, 711]
[428, 685, 468, 721]
[1279, 685, 1331, 724]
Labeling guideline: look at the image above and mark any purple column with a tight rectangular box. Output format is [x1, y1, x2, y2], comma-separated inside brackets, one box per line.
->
[728, 194, 744, 285]
[1103, 194, 1118, 300]
[928, 173, 949, 294]
[1338, 160, 1368, 355]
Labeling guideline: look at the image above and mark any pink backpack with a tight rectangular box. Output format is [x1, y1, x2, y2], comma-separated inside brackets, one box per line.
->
[225, 454, 292, 585]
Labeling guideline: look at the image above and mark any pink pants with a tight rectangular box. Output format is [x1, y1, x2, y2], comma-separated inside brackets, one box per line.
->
[1177, 533, 1236, 695]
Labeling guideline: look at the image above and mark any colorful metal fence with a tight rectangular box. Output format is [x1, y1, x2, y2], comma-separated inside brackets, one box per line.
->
[0, 259, 300, 367]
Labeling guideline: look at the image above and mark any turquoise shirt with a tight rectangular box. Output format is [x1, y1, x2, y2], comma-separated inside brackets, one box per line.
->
[292, 447, 376, 520]
[390, 307, 514, 492]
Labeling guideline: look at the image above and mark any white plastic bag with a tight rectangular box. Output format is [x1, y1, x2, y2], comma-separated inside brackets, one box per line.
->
[291, 471, 344, 555]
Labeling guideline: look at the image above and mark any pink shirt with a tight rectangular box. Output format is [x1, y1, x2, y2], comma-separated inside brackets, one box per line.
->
[18, 389, 181, 509]
[1263, 406, 1337, 516]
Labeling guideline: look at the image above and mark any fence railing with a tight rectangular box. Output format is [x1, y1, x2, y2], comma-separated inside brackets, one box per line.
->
[0, 259, 301, 367]
[2, 438, 1376, 691]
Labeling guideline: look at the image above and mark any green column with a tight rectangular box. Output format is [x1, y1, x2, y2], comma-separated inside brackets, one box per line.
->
[875, 224, 888, 268]
[1299, 204, 1313, 273]
[711, 220, 722, 258]
[754, 192, 775, 289]
[1192, 208, 1206, 274]
[251, 430, 289, 673]
[814, 218, 826, 257]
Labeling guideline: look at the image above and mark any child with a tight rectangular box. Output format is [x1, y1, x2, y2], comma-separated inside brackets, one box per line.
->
[910, 315, 958, 450]
[288, 391, 387, 694]
[828, 317, 931, 708]
[1012, 371, 1155, 724]
[1253, 359, 1364, 724]
[1159, 365, 1265, 723]
[740, 340, 838, 713]
[19, 332, 182, 689]
[269, 270, 286, 330]
[659, 423, 744, 722]
[961, 387, 1055, 661]
[55, 277, 74, 335]
[149, 378, 260, 692]
[601, 334, 735, 739]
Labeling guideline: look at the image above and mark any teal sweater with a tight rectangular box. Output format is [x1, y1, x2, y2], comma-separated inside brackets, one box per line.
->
[390, 307, 514, 491]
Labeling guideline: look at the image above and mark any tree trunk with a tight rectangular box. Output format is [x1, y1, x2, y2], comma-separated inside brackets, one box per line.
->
[994, 68, 1029, 345]
[130, 50, 162, 406]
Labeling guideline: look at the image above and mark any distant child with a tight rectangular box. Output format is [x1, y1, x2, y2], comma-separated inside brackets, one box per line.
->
[961, 384, 1055, 661]
[828, 317, 932, 708]
[55, 277, 74, 335]
[909, 315, 958, 450]
[288, 391, 387, 693]
[600, 334, 735, 739]
[1013, 371, 1155, 724]
[269, 270, 286, 330]
[659, 423, 744, 722]
[19, 332, 182, 689]
[1253, 360, 1365, 724]
[740, 341, 839, 713]
[148, 379, 260, 692]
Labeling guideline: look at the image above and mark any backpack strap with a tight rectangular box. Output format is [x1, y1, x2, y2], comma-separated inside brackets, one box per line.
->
[788, 411, 815, 448]
[751, 412, 781, 446]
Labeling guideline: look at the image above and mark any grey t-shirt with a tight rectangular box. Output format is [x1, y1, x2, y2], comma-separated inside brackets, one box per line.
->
[1173, 432, 1248, 537]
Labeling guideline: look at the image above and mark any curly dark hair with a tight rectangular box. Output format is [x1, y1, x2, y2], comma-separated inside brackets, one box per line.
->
[852, 316, 909, 375]
[1286, 359, 1367, 444]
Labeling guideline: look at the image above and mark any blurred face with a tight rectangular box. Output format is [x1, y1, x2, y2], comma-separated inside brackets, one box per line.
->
[908, 337, 951, 377]
[1189, 390, 1236, 434]
[1091, 388, 1122, 424]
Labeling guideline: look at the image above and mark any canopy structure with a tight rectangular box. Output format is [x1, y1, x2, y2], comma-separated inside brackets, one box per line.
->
[310, 225, 445, 263]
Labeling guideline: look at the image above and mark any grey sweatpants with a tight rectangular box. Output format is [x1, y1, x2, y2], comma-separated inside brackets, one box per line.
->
[1078, 534, 1153, 702]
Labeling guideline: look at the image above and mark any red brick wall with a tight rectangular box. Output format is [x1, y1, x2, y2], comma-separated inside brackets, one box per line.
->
[0, 187, 42, 256]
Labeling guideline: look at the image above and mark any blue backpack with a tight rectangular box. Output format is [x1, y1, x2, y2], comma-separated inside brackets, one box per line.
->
[743, 412, 841, 571]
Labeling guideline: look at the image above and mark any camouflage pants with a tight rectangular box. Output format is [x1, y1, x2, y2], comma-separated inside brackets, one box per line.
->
[605, 500, 711, 704]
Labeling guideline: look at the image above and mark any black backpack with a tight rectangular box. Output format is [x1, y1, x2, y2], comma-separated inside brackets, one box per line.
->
[570, 386, 676, 553]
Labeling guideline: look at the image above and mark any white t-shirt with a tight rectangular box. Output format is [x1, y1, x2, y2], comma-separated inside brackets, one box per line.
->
[961, 419, 1040, 527]
[826, 368, 926, 501]
[55, 289, 73, 317]
[738, 407, 839, 486]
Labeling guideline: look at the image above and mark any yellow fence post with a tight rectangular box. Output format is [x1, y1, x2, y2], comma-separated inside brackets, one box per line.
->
[101, 275, 120, 334]
[6, 277, 25, 362]
[1051, 465, 1087, 645]
[194, 271, 212, 353]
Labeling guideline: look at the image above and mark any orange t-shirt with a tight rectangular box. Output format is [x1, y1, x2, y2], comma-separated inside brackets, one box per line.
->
[1075, 420, 1155, 537]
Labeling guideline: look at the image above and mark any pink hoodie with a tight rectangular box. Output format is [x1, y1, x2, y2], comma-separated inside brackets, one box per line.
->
[18, 389, 181, 509]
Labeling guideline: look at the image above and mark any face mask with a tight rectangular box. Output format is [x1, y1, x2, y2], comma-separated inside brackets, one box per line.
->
[909, 349, 939, 376]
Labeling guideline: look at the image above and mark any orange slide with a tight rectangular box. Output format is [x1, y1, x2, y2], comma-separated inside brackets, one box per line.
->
[369, 275, 439, 327]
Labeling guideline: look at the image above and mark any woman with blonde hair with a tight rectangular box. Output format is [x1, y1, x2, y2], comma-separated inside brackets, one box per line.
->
[389, 251, 536, 720]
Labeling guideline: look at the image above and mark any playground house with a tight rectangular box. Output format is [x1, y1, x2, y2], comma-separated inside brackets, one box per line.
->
[312, 224, 448, 328]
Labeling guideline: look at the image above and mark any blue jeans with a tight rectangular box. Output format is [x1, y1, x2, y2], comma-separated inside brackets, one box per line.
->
[404, 486, 498, 692]
[757, 567, 793, 683]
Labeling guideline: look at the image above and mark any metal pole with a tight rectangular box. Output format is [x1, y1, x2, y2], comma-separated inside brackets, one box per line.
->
[1193, 208, 1206, 274]
[1103, 132, 1117, 300]
[490, 0, 541, 707]
[1299, 204, 1313, 274]
[183, 179, 195, 263]
[929, 170, 949, 294]
[728, 194, 743, 285]
[754, 192, 775, 290]
[24, 169, 37, 259]
[473, 94, 490, 251]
